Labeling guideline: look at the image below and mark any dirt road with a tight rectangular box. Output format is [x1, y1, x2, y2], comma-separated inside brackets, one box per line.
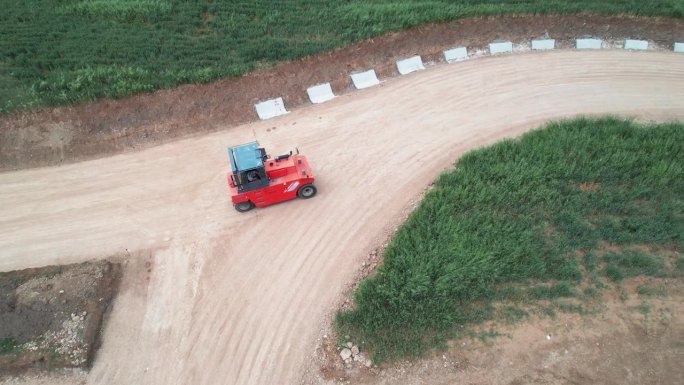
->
[1, 51, 683, 385]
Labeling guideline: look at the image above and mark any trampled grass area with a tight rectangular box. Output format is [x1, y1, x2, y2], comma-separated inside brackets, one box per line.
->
[335, 117, 684, 363]
[2, 1, 684, 114]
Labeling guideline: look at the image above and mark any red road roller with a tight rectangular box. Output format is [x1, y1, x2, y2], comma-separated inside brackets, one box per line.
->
[227, 142, 316, 212]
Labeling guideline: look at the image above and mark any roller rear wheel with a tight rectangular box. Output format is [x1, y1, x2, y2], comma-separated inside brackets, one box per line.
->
[297, 184, 317, 199]
[235, 201, 255, 212]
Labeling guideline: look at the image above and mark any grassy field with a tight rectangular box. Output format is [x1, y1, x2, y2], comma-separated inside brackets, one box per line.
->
[2, 1, 684, 114]
[335, 117, 684, 363]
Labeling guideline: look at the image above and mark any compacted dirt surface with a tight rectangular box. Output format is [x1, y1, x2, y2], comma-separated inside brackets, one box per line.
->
[1, 50, 684, 385]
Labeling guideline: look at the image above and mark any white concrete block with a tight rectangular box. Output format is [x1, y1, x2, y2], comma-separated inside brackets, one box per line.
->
[306, 83, 335, 104]
[396, 56, 425, 75]
[350, 70, 380, 89]
[489, 41, 513, 55]
[674, 43, 684, 53]
[624, 39, 648, 50]
[255, 97, 288, 120]
[532, 39, 555, 50]
[576, 38, 602, 49]
[444, 47, 468, 62]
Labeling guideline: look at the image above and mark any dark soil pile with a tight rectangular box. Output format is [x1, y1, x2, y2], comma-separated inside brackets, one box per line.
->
[0, 261, 120, 374]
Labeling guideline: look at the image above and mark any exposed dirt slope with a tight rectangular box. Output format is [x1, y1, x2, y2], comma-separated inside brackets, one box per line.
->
[317, 282, 684, 385]
[0, 51, 683, 384]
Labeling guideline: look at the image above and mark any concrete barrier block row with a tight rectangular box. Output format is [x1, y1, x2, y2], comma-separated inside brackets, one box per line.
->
[396, 55, 425, 75]
[350, 69, 380, 89]
[444, 47, 468, 62]
[255, 38, 684, 120]
[576, 38, 603, 49]
[624, 39, 649, 50]
[255, 97, 289, 120]
[532, 39, 555, 50]
[489, 41, 513, 54]
[307, 83, 335, 104]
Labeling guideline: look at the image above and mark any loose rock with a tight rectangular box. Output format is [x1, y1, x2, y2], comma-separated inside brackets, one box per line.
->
[340, 348, 352, 360]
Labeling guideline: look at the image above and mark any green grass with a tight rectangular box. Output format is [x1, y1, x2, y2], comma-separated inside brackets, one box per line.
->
[583, 287, 600, 298]
[676, 256, 684, 271]
[556, 302, 586, 314]
[602, 250, 666, 282]
[499, 306, 529, 324]
[637, 284, 667, 297]
[529, 282, 577, 299]
[0, 338, 19, 355]
[335, 117, 684, 363]
[2, 1, 684, 114]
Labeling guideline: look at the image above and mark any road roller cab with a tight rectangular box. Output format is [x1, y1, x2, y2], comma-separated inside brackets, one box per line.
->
[227, 142, 316, 212]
